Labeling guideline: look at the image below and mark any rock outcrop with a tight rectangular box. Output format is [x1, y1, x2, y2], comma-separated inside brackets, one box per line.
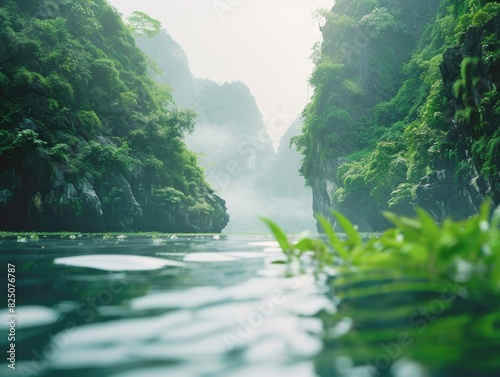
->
[0, 0, 229, 232]
[299, 1, 500, 231]
[414, 15, 500, 221]
[305, 0, 441, 231]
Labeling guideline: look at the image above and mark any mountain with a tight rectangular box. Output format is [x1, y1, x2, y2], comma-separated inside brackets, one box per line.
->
[137, 29, 301, 233]
[136, 31, 275, 185]
[0, 0, 229, 232]
[135, 31, 198, 111]
[294, 0, 500, 231]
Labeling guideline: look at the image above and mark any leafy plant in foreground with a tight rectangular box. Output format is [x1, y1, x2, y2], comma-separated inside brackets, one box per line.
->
[263, 201, 500, 290]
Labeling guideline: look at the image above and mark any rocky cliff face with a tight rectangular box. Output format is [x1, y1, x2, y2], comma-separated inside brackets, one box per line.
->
[136, 31, 198, 111]
[0, 0, 229, 232]
[137, 32, 275, 187]
[304, 0, 441, 231]
[414, 14, 500, 221]
[299, 0, 500, 231]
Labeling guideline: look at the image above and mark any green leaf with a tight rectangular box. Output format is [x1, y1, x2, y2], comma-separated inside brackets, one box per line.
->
[317, 215, 349, 260]
[260, 217, 292, 255]
[415, 207, 440, 244]
[294, 237, 320, 252]
[492, 260, 500, 291]
[479, 198, 492, 222]
[333, 211, 362, 246]
[295, 237, 333, 268]
[384, 211, 422, 231]
[127, 11, 162, 38]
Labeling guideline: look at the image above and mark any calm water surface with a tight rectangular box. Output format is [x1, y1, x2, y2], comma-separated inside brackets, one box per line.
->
[1, 235, 499, 377]
[0, 235, 330, 377]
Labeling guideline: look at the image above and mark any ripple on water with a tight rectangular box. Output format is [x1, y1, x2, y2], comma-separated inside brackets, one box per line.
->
[106, 362, 317, 377]
[220, 251, 269, 259]
[130, 286, 228, 310]
[3, 236, 333, 377]
[183, 252, 239, 262]
[0, 306, 59, 330]
[54, 254, 185, 271]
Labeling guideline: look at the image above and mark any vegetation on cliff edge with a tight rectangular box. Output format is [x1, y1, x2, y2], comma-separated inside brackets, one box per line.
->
[294, 0, 500, 228]
[0, 0, 229, 231]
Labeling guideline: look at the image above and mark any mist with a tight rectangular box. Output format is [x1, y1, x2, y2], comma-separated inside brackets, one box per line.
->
[106, 0, 332, 233]
[185, 121, 316, 233]
[107, 0, 333, 141]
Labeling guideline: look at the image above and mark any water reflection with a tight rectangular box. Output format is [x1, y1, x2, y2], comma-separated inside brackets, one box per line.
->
[0, 236, 328, 377]
[314, 269, 500, 377]
[1, 236, 499, 376]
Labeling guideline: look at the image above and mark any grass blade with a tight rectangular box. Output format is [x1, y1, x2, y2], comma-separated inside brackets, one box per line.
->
[317, 215, 349, 260]
[333, 211, 362, 246]
[260, 217, 292, 255]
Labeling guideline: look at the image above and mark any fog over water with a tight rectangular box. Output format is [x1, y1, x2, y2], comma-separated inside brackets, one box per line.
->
[108, 0, 333, 232]
[184, 119, 316, 233]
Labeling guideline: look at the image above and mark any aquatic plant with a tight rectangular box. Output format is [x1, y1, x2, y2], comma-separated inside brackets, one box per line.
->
[263, 201, 500, 290]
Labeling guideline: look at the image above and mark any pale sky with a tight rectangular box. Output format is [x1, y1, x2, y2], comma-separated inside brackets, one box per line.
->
[107, 0, 333, 139]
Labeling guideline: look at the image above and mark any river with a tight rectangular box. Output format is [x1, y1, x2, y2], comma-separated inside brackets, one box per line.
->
[0, 235, 499, 377]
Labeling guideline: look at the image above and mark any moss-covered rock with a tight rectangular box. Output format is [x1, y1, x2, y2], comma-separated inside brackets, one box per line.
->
[295, 0, 500, 230]
[0, 0, 229, 232]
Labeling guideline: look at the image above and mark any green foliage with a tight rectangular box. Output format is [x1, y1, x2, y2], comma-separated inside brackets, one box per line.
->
[334, 159, 370, 206]
[89, 58, 123, 91]
[294, 0, 438, 217]
[454, 0, 500, 40]
[44, 73, 75, 107]
[77, 110, 101, 134]
[389, 182, 416, 208]
[453, 79, 466, 99]
[471, 2, 500, 27]
[12, 129, 46, 150]
[474, 131, 500, 179]
[127, 11, 161, 38]
[0, 129, 46, 161]
[189, 201, 214, 218]
[0, 130, 14, 159]
[152, 187, 186, 206]
[448, 38, 500, 184]
[358, 7, 405, 37]
[64, 0, 102, 36]
[165, 107, 197, 138]
[293, 0, 500, 224]
[48, 143, 70, 163]
[0, 0, 226, 231]
[72, 141, 133, 178]
[13, 67, 44, 88]
[365, 142, 407, 202]
[265, 201, 500, 290]
[342, 79, 364, 95]
[260, 217, 333, 273]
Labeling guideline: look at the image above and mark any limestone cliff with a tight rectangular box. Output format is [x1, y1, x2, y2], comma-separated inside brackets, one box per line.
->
[296, 0, 500, 230]
[137, 30, 282, 232]
[414, 13, 500, 221]
[0, 0, 229, 232]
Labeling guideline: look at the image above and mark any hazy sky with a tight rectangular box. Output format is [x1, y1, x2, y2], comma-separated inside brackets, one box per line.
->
[107, 0, 333, 140]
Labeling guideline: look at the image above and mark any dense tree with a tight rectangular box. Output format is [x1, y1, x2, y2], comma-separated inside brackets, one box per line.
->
[295, 0, 500, 229]
[0, 0, 228, 232]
